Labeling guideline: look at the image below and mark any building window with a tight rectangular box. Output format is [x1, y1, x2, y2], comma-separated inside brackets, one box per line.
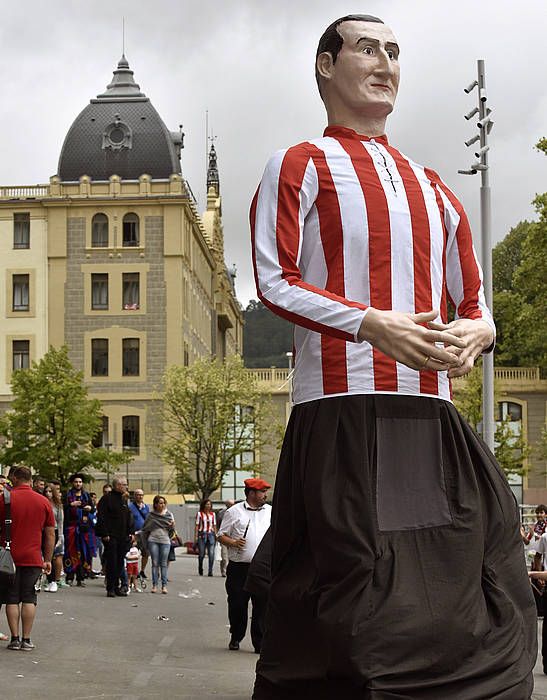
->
[12, 274, 29, 311]
[221, 468, 254, 502]
[92, 416, 109, 448]
[91, 273, 108, 310]
[122, 338, 140, 376]
[13, 213, 30, 249]
[122, 213, 139, 247]
[122, 272, 140, 309]
[91, 338, 109, 376]
[497, 401, 522, 422]
[92, 213, 109, 247]
[122, 415, 139, 453]
[12, 340, 30, 370]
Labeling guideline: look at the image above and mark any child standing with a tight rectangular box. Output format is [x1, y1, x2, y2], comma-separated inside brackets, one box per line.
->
[126, 544, 141, 593]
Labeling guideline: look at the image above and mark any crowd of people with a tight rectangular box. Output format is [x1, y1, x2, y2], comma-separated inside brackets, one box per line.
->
[0, 468, 186, 650]
[0, 468, 273, 656]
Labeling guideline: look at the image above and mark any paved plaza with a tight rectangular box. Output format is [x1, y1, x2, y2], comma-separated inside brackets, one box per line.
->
[1, 553, 546, 699]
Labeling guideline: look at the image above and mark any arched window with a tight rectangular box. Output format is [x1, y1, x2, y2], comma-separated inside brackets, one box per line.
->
[123, 213, 139, 247]
[91, 213, 109, 247]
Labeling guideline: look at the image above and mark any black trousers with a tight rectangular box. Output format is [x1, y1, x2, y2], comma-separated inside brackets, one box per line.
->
[226, 561, 266, 650]
[104, 537, 127, 593]
[254, 395, 536, 700]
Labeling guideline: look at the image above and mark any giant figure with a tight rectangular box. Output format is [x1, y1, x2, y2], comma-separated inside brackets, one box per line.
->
[250, 14, 536, 700]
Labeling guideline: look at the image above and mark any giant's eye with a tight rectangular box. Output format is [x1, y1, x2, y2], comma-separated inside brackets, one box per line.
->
[387, 48, 398, 60]
[363, 46, 374, 55]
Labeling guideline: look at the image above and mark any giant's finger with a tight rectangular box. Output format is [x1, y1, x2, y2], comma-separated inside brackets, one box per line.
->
[447, 358, 475, 378]
[423, 329, 468, 348]
[419, 358, 452, 373]
[427, 320, 453, 331]
[410, 310, 438, 324]
[425, 345, 464, 366]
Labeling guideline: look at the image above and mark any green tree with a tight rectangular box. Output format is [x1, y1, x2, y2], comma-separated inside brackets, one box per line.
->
[0, 346, 125, 485]
[155, 355, 281, 500]
[454, 364, 530, 476]
[492, 138, 547, 368]
[453, 365, 484, 431]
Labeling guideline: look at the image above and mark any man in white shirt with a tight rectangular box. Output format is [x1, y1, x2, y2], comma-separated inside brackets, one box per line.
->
[218, 478, 272, 652]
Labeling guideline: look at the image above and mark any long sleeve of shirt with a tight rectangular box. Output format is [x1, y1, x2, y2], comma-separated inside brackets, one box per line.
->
[251, 143, 369, 343]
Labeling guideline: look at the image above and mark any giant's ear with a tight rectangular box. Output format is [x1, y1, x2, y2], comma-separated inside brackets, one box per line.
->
[316, 51, 335, 82]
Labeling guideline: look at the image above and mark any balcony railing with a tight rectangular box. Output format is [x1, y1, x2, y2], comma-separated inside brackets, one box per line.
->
[248, 368, 290, 386]
[249, 366, 544, 391]
[494, 367, 541, 381]
[0, 185, 49, 199]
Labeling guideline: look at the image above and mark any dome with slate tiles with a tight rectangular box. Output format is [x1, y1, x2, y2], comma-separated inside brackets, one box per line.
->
[57, 55, 182, 181]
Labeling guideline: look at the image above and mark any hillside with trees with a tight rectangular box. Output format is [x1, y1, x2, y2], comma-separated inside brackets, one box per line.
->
[243, 300, 293, 368]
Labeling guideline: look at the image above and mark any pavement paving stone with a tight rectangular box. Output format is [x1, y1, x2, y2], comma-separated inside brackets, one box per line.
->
[0, 553, 545, 699]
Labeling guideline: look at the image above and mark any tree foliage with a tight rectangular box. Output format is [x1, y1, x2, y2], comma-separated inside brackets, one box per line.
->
[454, 364, 530, 477]
[243, 300, 293, 368]
[0, 346, 125, 485]
[155, 355, 281, 500]
[492, 138, 547, 368]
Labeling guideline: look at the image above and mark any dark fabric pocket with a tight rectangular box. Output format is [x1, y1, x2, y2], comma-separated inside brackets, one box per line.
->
[376, 416, 452, 531]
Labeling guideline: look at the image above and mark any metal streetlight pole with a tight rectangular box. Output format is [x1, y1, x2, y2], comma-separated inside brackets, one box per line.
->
[286, 351, 294, 410]
[458, 60, 495, 451]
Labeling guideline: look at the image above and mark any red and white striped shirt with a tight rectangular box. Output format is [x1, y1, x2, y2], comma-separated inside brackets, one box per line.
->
[251, 125, 494, 405]
[196, 510, 216, 534]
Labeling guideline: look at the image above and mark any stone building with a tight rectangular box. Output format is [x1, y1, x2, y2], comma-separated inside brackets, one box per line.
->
[0, 55, 243, 492]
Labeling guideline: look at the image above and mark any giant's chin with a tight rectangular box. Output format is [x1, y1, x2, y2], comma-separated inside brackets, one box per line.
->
[358, 97, 395, 119]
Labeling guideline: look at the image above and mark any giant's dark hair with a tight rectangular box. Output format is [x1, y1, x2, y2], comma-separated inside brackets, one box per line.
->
[315, 14, 384, 95]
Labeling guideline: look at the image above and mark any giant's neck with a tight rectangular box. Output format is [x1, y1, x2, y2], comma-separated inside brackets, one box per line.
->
[325, 99, 389, 138]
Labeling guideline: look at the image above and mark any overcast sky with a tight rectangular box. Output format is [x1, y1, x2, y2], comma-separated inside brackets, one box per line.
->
[0, 0, 545, 306]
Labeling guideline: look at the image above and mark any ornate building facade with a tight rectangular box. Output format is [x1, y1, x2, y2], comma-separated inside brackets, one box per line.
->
[0, 55, 243, 492]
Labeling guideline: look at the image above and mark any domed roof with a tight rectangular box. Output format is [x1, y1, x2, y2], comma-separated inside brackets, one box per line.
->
[57, 55, 182, 181]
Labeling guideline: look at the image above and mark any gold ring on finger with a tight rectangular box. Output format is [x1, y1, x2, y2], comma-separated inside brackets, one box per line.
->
[420, 355, 430, 370]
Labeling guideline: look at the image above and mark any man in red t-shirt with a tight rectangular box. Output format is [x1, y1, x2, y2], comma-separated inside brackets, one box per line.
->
[0, 465, 55, 651]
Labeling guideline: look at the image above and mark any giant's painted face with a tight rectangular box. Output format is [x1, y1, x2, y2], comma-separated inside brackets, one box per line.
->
[322, 20, 400, 119]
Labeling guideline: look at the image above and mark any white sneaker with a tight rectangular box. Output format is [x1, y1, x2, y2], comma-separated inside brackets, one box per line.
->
[47, 581, 58, 592]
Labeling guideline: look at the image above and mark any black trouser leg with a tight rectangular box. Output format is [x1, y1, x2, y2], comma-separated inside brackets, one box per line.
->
[114, 539, 127, 589]
[250, 593, 267, 652]
[104, 537, 120, 592]
[226, 562, 251, 642]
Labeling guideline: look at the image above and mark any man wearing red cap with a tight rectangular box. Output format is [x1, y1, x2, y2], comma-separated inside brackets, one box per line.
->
[217, 478, 271, 652]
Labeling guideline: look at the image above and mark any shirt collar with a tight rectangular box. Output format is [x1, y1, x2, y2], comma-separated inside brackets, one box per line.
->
[244, 502, 263, 512]
[323, 125, 389, 146]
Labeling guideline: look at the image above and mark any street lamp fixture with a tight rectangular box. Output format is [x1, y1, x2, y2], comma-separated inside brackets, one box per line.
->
[458, 59, 495, 451]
